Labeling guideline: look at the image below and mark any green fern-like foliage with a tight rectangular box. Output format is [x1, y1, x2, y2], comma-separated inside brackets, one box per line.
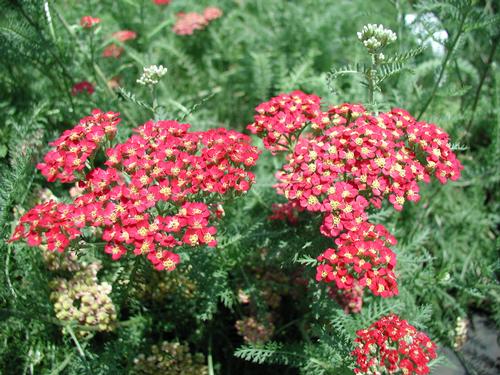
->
[0, 0, 498, 373]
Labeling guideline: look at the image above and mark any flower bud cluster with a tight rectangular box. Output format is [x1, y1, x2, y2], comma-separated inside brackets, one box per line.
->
[353, 314, 437, 374]
[50, 261, 117, 336]
[133, 341, 207, 375]
[357, 24, 397, 53]
[235, 316, 275, 345]
[137, 65, 168, 86]
[134, 269, 197, 302]
[234, 263, 299, 344]
[453, 317, 469, 350]
[43, 250, 80, 272]
[328, 280, 364, 314]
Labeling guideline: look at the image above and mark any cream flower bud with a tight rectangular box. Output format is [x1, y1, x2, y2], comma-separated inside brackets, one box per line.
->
[137, 65, 168, 86]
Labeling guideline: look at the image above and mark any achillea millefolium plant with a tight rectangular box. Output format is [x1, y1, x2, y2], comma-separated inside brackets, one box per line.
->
[0, 1, 498, 374]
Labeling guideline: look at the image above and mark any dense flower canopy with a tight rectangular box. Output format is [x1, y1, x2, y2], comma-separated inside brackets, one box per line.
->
[11, 111, 260, 271]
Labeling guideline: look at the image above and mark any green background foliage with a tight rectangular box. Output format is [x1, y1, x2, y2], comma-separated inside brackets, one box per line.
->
[0, 0, 498, 373]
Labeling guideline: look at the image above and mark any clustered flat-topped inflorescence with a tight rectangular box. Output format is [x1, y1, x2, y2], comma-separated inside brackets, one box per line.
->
[172, 6, 223, 35]
[249, 91, 463, 299]
[11, 111, 260, 272]
[353, 314, 437, 374]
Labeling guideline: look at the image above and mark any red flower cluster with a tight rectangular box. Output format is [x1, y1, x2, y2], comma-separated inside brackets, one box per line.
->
[37, 109, 120, 183]
[247, 91, 326, 153]
[269, 202, 300, 225]
[72, 81, 94, 96]
[13, 112, 260, 272]
[172, 7, 223, 35]
[328, 280, 364, 314]
[353, 314, 437, 374]
[249, 92, 463, 299]
[317, 223, 397, 297]
[103, 30, 137, 58]
[80, 16, 101, 28]
[153, 0, 171, 5]
[10, 201, 80, 252]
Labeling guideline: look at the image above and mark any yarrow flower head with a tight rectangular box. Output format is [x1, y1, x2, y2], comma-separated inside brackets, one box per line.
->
[134, 341, 207, 375]
[72, 81, 94, 96]
[153, 0, 171, 5]
[249, 93, 463, 300]
[11, 110, 260, 273]
[203, 7, 223, 21]
[172, 6, 223, 35]
[247, 90, 326, 153]
[235, 316, 275, 345]
[103, 30, 137, 58]
[80, 16, 101, 28]
[50, 260, 117, 337]
[353, 314, 437, 374]
[35, 109, 120, 183]
[357, 24, 397, 53]
[317, 222, 398, 297]
[137, 65, 168, 86]
[112, 30, 137, 42]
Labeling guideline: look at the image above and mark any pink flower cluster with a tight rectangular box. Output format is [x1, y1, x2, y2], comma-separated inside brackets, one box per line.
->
[12, 112, 260, 272]
[353, 314, 437, 374]
[103, 30, 137, 58]
[172, 7, 223, 35]
[247, 90, 326, 153]
[80, 16, 101, 28]
[37, 109, 120, 183]
[250, 92, 463, 298]
[153, 0, 171, 5]
[235, 316, 275, 345]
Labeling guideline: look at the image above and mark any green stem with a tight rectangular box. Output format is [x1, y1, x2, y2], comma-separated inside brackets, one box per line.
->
[14, 2, 75, 112]
[5, 244, 17, 299]
[366, 53, 379, 113]
[44, 1, 56, 42]
[417, 10, 469, 120]
[93, 63, 139, 125]
[53, 3, 139, 125]
[208, 333, 215, 375]
[464, 35, 499, 134]
[66, 326, 93, 375]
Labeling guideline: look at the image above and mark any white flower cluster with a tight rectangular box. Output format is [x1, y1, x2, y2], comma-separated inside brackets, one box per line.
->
[357, 24, 397, 53]
[137, 65, 168, 86]
[453, 316, 469, 350]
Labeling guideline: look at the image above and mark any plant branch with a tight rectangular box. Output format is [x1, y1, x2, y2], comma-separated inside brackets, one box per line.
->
[417, 10, 469, 120]
[464, 35, 499, 134]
